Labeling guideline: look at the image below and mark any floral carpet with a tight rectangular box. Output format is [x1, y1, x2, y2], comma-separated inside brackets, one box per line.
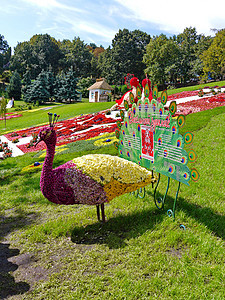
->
[2, 90, 225, 157]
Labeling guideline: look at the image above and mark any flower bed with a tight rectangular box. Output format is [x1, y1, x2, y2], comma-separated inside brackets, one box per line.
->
[162, 90, 199, 101]
[0, 112, 23, 121]
[176, 93, 225, 115]
[5, 112, 120, 154]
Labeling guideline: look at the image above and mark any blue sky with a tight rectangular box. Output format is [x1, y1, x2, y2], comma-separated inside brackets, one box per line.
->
[1, 0, 225, 50]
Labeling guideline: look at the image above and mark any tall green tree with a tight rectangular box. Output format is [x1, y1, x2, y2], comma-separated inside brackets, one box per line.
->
[60, 37, 92, 77]
[98, 29, 150, 84]
[201, 29, 225, 80]
[21, 70, 31, 100]
[56, 67, 79, 103]
[10, 34, 63, 79]
[7, 70, 22, 100]
[24, 70, 50, 104]
[0, 35, 11, 75]
[143, 34, 181, 85]
[175, 27, 211, 83]
[77, 77, 95, 98]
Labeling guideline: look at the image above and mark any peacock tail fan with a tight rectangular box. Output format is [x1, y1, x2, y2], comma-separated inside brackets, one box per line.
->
[114, 78, 200, 185]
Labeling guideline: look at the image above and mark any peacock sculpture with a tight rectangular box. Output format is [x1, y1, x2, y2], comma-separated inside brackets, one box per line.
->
[36, 113, 157, 222]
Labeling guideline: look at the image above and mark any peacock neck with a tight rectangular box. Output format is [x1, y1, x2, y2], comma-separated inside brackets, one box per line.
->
[41, 142, 55, 186]
[44, 142, 55, 171]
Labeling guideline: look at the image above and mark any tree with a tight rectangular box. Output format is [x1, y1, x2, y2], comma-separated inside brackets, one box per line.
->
[98, 29, 150, 84]
[10, 41, 35, 77]
[0, 35, 11, 75]
[60, 37, 92, 77]
[10, 34, 63, 79]
[201, 29, 225, 80]
[7, 70, 22, 100]
[21, 70, 31, 100]
[143, 34, 181, 85]
[24, 70, 50, 104]
[55, 67, 79, 103]
[77, 77, 95, 98]
[176, 27, 211, 83]
[0, 96, 7, 128]
[45, 69, 56, 100]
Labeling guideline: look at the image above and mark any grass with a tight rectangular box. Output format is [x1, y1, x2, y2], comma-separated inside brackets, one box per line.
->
[0, 100, 113, 134]
[0, 91, 225, 299]
[164, 80, 225, 96]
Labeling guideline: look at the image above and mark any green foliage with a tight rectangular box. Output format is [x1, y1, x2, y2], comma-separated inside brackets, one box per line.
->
[60, 37, 92, 77]
[121, 84, 128, 94]
[24, 70, 50, 104]
[144, 27, 212, 85]
[7, 70, 22, 100]
[10, 34, 63, 79]
[201, 29, 225, 79]
[21, 69, 31, 100]
[77, 77, 95, 98]
[144, 34, 181, 85]
[0, 34, 11, 74]
[98, 29, 150, 84]
[55, 67, 79, 103]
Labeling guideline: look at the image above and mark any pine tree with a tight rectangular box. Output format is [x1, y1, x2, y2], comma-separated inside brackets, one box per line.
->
[7, 70, 22, 100]
[57, 67, 79, 103]
[21, 70, 31, 100]
[45, 70, 56, 100]
[24, 70, 50, 104]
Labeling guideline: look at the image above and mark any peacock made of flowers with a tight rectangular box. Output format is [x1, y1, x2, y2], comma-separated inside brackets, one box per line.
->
[36, 113, 157, 222]
[37, 77, 199, 223]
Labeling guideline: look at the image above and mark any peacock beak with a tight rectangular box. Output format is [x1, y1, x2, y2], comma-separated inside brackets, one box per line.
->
[35, 136, 41, 147]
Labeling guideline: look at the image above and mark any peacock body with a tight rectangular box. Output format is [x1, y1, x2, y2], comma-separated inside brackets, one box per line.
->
[37, 122, 157, 221]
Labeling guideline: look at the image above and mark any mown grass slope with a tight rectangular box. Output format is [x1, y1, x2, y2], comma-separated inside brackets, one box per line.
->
[0, 103, 224, 299]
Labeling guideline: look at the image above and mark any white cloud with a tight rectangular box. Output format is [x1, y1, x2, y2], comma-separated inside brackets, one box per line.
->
[115, 0, 225, 35]
[55, 12, 116, 42]
[21, 0, 83, 12]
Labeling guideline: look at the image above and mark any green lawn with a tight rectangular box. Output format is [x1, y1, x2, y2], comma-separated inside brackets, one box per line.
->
[164, 80, 225, 96]
[0, 101, 113, 134]
[0, 102, 224, 299]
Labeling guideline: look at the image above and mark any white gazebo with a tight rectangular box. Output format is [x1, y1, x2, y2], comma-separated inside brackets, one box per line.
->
[87, 78, 112, 102]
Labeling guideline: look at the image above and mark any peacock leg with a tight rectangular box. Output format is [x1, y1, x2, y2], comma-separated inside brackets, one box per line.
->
[96, 204, 100, 221]
[167, 181, 181, 221]
[96, 204, 106, 222]
[101, 203, 106, 223]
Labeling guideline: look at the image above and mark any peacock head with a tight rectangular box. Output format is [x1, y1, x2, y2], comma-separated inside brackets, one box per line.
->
[35, 113, 59, 146]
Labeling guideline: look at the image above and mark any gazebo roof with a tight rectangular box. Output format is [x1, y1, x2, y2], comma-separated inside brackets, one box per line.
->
[87, 78, 113, 90]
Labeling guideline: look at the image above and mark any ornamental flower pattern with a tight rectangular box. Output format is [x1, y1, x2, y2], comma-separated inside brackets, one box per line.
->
[5, 111, 119, 153]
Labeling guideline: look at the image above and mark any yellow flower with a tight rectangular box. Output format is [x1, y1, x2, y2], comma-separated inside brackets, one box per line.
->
[72, 154, 156, 186]
[39, 145, 68, 158]
[94, 136, 118, 147]
[21, 163, 42, 174]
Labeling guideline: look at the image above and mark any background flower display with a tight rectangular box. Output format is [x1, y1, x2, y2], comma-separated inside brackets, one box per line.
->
[176, 93, 225, 116]
[0, 112, 22, 121]
[4, 111, 121, 153]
